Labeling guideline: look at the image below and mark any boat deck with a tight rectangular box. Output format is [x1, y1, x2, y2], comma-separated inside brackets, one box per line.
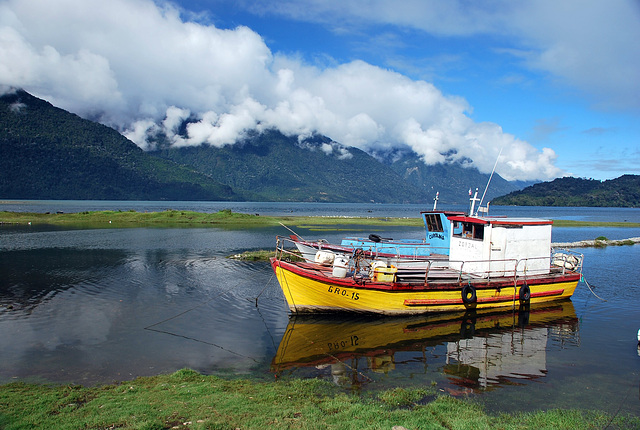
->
[288, 258, 578, 287]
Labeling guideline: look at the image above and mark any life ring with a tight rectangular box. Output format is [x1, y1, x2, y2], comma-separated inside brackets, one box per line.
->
[368, 233, 382, 243]
[461, 284, 477, 304]
[519, 283, 531, 302]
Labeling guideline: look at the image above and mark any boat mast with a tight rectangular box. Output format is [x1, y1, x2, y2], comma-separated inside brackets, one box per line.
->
[477, 147, 503, 215]
[469, 188, 480, 216]
[433, 192, 439, 211]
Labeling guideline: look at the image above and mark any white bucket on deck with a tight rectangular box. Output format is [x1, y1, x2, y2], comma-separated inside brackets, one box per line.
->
[332, 255, 349, 278]
[314, 250, 335, 265]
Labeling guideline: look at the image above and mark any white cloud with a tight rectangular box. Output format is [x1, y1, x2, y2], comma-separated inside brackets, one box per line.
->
[511, 1, 640, 112]
[247, 0, 640, 112]
[0, 0, 566, 180]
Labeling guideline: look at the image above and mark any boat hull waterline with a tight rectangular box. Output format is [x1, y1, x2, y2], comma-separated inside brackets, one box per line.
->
[271, 258, 580, 315]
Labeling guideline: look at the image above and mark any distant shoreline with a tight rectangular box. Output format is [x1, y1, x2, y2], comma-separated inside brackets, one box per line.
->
[2, 209, 640, 229]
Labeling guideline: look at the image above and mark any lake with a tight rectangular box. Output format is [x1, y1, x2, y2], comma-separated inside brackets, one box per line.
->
[1, 201, 640, 417]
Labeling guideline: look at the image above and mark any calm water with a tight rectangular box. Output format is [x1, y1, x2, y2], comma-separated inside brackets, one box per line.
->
[1, 201, 640, 417]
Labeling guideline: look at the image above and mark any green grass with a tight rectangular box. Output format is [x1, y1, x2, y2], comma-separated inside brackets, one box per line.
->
[0, 209, 279, 228]
[2, 210, 640, 229]
[0, 210, 425, 229]
[228, 249, 304, 261]
[0, 369, 636, 430]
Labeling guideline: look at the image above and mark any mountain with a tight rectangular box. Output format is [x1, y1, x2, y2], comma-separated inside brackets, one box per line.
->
[386, 150, 526, 204]
[1, 89, 526, 204]
[492, 175, 640, 207]
[151, 131, 431, 203]
[0, 89, 236, 201]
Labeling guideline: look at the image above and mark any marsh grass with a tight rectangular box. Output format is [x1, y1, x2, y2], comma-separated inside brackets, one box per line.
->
[0, 369, 637, 430]
[228, 249, 304, 261]
[0, 209, 279, 228]
[0, 210, 426, 229]
[2, 210, 640, 229]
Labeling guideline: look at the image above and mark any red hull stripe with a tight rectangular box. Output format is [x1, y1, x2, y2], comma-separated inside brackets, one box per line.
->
[403, 289, 565, 306]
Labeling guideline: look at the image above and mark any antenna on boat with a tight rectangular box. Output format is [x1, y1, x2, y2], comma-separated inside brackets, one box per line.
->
[469, 188, 480, 216]
[476, 147, 503, 216]
[432, 192, 439, 211]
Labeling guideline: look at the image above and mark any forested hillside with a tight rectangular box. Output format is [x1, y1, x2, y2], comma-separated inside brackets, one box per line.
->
[152, 131, 432, 203]
[0, 90, 236, 201]
[492, 175, 640, 207]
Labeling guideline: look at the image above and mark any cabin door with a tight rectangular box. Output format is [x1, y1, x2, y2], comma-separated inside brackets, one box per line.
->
[488, 228, 507, 277]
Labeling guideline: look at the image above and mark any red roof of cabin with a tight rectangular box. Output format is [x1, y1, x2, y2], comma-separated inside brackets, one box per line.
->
[447, 215, 553, 226]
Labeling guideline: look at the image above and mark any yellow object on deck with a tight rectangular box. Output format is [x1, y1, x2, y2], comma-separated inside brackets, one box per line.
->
[374, 265, 397, 282]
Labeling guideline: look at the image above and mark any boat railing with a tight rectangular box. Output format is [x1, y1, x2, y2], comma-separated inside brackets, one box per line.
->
[453, 253, 580, 281]
[341, 237, 449, 258]
[369, 245, 449, 260]
[276, 236, 582, 284]
[276, 235, 307, 261]
[514, 255, 553, 280]
[449, 258, 519, 282]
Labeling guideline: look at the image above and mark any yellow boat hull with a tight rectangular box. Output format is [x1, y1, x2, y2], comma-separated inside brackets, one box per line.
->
[271, 258, 580, 315]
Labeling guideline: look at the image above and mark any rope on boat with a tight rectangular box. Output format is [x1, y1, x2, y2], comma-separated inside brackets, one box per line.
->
[146, 325, 261, 363]
[279, 222, 305, 241]
[273, 238, 298, 312]
[250, 270, 275, 307]
[142, 274, 268, 363]
[144, 277, 248, 331]
[581, 275, 607, 302]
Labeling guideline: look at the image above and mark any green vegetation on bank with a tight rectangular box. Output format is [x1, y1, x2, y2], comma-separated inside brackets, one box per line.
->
[0, 209, 277, 228]
[0, 209, 425, 228]
[2, 209, 640, 229]
[1, 90, 236, 201]
[493, 175, 640, 207]
[0, 369, 636, 430]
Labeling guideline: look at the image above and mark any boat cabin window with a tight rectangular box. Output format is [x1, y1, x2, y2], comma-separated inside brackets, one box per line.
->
[453, 222, 484, 240]
[424, 214, 444, 232]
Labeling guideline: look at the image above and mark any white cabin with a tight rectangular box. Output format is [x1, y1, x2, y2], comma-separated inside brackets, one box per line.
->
[447, 215, 552, 277]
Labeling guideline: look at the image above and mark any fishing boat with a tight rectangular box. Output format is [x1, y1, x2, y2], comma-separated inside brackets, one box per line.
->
[271, 209, 583, 315]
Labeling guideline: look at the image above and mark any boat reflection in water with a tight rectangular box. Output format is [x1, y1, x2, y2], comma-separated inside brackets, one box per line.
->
[271, 301, 579, 391]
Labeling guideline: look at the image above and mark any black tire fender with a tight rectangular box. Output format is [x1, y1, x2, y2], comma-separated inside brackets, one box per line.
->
[461, 284, 477, 304]
[519, 283, 531, 302]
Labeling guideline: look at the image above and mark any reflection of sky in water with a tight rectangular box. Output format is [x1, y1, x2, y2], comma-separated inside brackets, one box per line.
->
[1, 220, 639, 416]
[0, 229, 289, 384]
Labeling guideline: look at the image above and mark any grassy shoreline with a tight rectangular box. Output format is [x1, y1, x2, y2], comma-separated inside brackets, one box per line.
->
[1, 209, 640, 228]
[1, 369, 637, 430]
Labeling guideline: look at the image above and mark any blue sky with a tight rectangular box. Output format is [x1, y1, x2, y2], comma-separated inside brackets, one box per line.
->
[1, 0, 639, 181]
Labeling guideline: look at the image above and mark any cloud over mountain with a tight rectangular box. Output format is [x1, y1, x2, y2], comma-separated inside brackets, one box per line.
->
[0, 0, 577, 181]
